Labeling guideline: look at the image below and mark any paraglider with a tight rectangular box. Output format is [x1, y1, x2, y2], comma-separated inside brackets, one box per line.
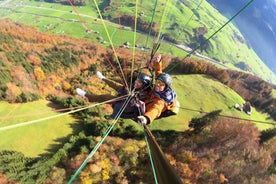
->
[76, 54, 179, 122]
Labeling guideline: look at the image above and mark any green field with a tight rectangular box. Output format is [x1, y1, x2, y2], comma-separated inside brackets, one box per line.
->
[148, 74, 274, 131]
[6, 2, 186, 57]
[0, 100, 77, 157]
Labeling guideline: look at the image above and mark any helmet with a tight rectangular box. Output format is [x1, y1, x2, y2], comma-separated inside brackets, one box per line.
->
[156, 73, 172, 87]
[137, 72, 152, 86]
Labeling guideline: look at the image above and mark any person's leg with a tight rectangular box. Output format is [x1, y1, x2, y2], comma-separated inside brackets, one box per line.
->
[76, 88, 117, 103]
[85, 93, 117, 103]
[110, 102, 122, 119]
[97, 71, 125, 91]
[102, 78, 125, 91]
[110, 101, 140, 119]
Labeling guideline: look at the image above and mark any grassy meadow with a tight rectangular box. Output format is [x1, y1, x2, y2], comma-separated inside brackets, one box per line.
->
[1, 0, 188, 56]
[0, 100, 77, 157]
[148, 74, 274, 131]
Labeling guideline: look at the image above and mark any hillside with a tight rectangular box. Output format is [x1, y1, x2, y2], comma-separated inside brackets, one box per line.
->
[0, 18, 104, 101]
[0, 0, 275, 83]
[1, 18, 276, 119]
[1, 19, 276, 183]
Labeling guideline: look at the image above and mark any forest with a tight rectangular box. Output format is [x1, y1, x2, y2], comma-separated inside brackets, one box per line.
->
[1, 19, 276, 183]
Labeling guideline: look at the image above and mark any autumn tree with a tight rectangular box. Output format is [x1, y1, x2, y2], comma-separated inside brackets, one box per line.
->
[5, 82, 21, 102]
[169, 117, 275, 183]
[34, 66, 46, 81]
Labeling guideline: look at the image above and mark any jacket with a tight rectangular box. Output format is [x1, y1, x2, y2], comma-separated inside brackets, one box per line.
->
[142, 61, 177, 123]
[143, 88, 177, 124]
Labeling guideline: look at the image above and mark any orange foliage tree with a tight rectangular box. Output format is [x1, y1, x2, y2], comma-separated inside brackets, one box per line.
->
[34, 66, 46, 81]
[168, 117, 275, 183]
[27, 54, 41, 66]
[5, 82, 21, 102]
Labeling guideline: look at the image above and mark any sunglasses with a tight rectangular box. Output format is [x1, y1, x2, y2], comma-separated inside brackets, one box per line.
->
[155, 79, 166, 87]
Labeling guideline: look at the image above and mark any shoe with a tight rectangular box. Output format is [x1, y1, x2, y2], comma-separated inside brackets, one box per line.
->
[76, 88, 86, 98]
[96, 71, 105, 80]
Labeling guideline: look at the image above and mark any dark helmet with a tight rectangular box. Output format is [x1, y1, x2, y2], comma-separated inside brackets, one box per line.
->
[156, 73, 172, 87]
[137, 72, 152, 87]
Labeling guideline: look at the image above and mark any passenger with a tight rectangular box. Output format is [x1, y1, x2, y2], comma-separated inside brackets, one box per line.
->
[76, 53, 179, 122]
[137, 57, 179, 125]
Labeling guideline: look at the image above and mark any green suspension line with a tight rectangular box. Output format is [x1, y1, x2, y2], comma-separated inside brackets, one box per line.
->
[67, 95, 134, 184]
[145, 0, 159, 49]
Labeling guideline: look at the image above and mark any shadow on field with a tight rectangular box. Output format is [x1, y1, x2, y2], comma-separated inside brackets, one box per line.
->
[38, 119, 86, 158]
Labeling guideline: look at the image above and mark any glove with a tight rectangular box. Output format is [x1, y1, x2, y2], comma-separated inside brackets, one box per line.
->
[137, 116, 148, 125]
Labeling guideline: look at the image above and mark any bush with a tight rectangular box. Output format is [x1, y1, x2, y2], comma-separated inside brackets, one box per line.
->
[16, 92, 40, 103]
[260, 128, 276, 143]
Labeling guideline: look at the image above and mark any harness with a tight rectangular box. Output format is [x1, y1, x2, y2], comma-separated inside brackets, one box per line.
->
[153, 87, 176, 105]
